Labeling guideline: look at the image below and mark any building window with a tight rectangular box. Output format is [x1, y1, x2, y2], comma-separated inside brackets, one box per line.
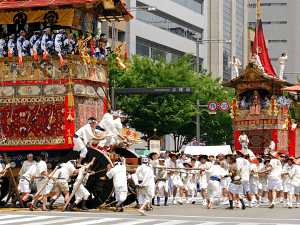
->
[248, 3, 287, 8]
[136, 9, 203, 42]
[136, 42, 149, 56]
[223, 0, 232, 81]
[268, 40, 287, 43]
[172, 0, 204, 15]
[248, 21, 287, 27]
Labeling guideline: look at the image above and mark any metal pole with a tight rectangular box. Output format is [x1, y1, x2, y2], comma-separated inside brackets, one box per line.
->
[196, 100, 200, 142]
[196, 35, 199, 75]
[111, 87, 115, 111]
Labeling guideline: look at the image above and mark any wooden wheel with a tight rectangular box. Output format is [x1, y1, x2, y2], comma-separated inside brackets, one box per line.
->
[63, 147, 114, 209]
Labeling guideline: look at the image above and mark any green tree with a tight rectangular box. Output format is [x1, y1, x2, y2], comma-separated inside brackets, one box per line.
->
[109, 54, 235, 151]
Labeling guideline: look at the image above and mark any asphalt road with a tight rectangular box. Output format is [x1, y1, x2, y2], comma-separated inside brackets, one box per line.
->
[1, 197, 300, 225]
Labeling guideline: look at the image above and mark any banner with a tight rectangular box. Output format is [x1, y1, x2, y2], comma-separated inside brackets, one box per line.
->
[0, 9, 74, 26]
[149, 140, 160, 155]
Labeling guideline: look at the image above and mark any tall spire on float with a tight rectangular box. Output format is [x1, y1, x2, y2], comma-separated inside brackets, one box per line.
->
[252, 0, 278, 78]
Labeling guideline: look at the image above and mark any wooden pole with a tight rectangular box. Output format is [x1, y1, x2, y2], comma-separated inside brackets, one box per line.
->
[3, 153, 24, 208]
[32, 165, 60, 200]
[62, 157, 96, 212]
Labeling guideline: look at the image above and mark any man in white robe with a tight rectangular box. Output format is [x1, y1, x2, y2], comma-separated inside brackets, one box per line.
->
[198, 155, 212, 206]
[134, 158, 155, 215]
[278, 51, 288, 80]
[73, 117, 104, 166]
[252, 52, 265, 74]
[229, 55, 241, 78]
[18, 153, 36, 179]
[203, 160, 227, 209]
[238, 131, 249, 154]
[264, 138, 275, 155]
[69, 159, 95, 211]
[107, 158, 127, 212]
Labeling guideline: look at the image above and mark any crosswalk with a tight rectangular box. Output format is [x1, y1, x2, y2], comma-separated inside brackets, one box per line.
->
[0, 214, 296, 225]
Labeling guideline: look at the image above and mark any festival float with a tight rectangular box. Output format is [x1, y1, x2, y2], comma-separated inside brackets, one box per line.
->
[222, 1, 300, 158]
[0, 0, 141, 208]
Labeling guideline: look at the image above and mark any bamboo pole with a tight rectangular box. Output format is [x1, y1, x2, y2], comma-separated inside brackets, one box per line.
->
[4, 153, 24, 208]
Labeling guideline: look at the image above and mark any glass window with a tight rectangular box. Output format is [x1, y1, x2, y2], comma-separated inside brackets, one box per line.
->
[172, 0, 204, 15]
[136, 42, 149, 56]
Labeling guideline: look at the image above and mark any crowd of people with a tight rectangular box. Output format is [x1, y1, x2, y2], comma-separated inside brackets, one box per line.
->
[0, 27, 111, 60]
[125, 149, 300, 215]
[239, 92, 291, 108]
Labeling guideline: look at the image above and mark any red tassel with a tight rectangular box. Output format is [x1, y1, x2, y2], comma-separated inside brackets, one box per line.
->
[60, 57, 65, 66]
[33, 46, 38, 60]
[43, 49, 47, 59]
[8, 48, 11, 58]
[90, 39, 95, 54]
[125, 44, 127, 60]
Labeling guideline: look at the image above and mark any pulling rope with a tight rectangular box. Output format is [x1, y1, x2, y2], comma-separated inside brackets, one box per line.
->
[87, 80, 113, 111]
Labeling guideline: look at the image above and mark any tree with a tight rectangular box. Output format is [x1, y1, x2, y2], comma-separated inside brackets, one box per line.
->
[109, 54, 235, 151]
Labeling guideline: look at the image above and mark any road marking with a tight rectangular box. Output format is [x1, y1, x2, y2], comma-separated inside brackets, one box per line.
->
[154, 220, 188, 225]
[66, 217, 122, 225]
[117, 219, 156, 225]
[25, 216, 81, 225]
[0, 216, 53, 224]
[0, 215, 24, 220]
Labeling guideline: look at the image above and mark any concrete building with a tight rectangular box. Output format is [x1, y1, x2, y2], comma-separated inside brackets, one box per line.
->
[102, 0, 207, 151]
[248, 1, 298, 83]
[207, 0, 248, 81]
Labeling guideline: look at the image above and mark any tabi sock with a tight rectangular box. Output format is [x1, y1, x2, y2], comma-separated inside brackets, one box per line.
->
[157, 197, 160, 205]
[118, 200, 123, 210]
[165, 197, 168, 204]
[229, 200, 233, 208]
[240, 198, 245, 208]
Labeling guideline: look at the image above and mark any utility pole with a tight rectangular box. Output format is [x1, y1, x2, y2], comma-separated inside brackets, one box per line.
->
[195, 100, 207, 143]
[196, 34, 199, 75]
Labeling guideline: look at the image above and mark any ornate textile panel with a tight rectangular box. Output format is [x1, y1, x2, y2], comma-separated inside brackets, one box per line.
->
[245, 130, 272, 152]
[0, 96, 65, 146]
[74, 97, 104, 130]
[278, 130, 288, 151]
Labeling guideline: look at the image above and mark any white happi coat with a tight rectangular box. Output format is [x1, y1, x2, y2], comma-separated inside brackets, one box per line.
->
[18, 160, 37, 177]
[135, 164, 155, 203]
[99, 113, 118, 137]
[289, 164, 300, 188]
[282, 163, 292, 186]
[264, 141, 275, 155]
[238, 134, 249, 153]
[74, 167, 90, 200]
[198, 162, 212, 188]
[205, 165, 227, 204]
[18, 164, 36, 193]
[113, 117, 125, 144]
[36, 160, 51, 195]
[278, 54, 288, 79]
[73, 124, 96, 151]
[107, 164, 127, 201]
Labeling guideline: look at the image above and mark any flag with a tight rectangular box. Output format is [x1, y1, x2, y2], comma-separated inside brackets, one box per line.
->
[125, 43, 127, 60]
[18, 50, 23, 66]
[33, 45, 38, 60]
[58, 52, 65, 66]
[43, 49, 48, 59]
[252, 19, 277, 78]
[8, 48, 11, 58]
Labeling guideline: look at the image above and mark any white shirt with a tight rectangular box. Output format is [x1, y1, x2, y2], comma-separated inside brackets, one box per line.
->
[236, 157, 250, 181]
[282, 163, 292, 185]
[76, 166, 89, 186]
[113, 117, 123, 136]
[249, 163, 259, 186]
[54, 161, 76, 182]
[289, 164, 300, 187]
[157, 164, 168, 179]
[268, 158, 282, 181]
[22, 164, 36, 181]
[269, 141, 275, 150]
[166, 160, 183, 181]
[74, 124, 96, 150]
[36, 160, 47, 178]
[106, 164, 127, 189]
[99, 113, 118, 137]
[253, 54, 262, 67]
[19, 160, 37, 176]
[278, 55, 288, 65]
[238, 135, 249, 144]
[229, 57, 241, 67]
[205, 165, 227, 179]
[135, 164, 152, 187]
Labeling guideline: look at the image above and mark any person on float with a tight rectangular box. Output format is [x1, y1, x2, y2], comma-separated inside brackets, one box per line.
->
[229, 55, 241, 78]
[278, 51, 288, 80]
[17, 30, 30, 56]
[8, 33, 17, 56]
[264, 138, 275, 155]
[73, 117, 104, 167]
[238, 131, 249, 154]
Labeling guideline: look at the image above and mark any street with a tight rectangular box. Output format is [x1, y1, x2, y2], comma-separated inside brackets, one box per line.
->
[1, 197, 300, 225]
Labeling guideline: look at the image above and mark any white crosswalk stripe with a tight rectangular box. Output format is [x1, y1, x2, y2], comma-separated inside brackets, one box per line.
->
[25, 216, 83, 225]
[0, 215, 24, 220]
[153, 220, 188, 225]
[117, 219, 156, 225]
[0, 216, 54, 224]
[66, 217, 122, 225]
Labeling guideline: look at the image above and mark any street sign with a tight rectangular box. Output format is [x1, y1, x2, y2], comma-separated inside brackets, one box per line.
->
[219, 101, 230, 111]
[209, 111, 216, 115]
[192, 141, 200, 146]
[208, 101, 218, 112]
[114, 87, 193, 94]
